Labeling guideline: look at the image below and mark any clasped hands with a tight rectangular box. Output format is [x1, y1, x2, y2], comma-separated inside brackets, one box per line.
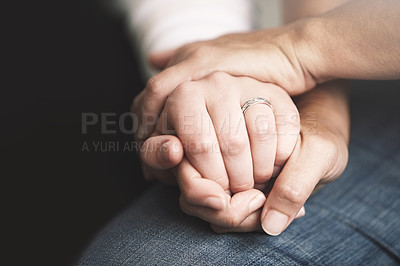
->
[132, 32, 348, 235]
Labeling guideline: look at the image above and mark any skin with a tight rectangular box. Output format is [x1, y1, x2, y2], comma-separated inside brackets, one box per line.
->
[140, 80, 350, 234]
[134, 0, 351, 181]
[132, 0, 399, 234]
[150, 73, 300, 195]
[136, 0, 400, 140]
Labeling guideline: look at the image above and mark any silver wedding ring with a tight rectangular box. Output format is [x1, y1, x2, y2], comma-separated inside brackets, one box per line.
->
[241, 97, 272, 114]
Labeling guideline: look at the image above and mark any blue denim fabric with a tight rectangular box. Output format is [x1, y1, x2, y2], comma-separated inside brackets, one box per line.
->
[78, 83, 400, 265]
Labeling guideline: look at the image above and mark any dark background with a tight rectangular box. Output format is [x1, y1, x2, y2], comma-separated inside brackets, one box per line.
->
[3, 0, 148, 265]
[3, 0, 400, 265]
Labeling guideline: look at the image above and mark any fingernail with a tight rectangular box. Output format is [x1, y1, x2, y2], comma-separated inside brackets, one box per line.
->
[205, 196, 226, 211]
[249, 194, 266, 213]
[295, 206, 306, 218]
[262, 209, 289, 236]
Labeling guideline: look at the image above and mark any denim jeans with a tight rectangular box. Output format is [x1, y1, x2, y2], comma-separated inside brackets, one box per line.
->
[77, 82, 400, 265]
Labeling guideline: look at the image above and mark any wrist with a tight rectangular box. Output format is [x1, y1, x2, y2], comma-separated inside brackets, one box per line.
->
[266, 19, 323, 96]
[291, 17, 330, 88]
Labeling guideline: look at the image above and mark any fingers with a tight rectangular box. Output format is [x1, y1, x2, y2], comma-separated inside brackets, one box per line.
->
[239, 79, 298, 187]
[210, 210, 262, 233]
[204, 79, 254, 193]
[243, 103, 277, 186]
[266, 86, 300, 167]
[136, 63, 195, 140]
[159, 83, 230, 191]
[134, 94, 183, 185]
[140, 135, 184, 170]
[261, 136, 324, 236]
[175, 145, 307, 233]
[210, 206, 305, 233]
[176, 157, 266, 225]
[180, 187, 266, 228]
[175, 158, 228, 211]
[139, 135, 183, 184]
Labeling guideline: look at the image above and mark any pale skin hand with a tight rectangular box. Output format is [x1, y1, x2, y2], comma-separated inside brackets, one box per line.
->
[141, 80, 350, 234]
[144, 72, 300, 198]
[140, 72, 306, 232]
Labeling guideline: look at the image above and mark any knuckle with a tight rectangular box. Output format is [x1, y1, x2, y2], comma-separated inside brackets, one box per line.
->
[146, 76, 163, 96]
[219, 134, 248, 157]
[192, 45, 214, 58]
[165, 81, 194, 107]
[184, 137, 213, 156]
[276, 183, 307, 205]
[171, 81, 194, 98]
[207, 72, 229, 86]
[213, 175, 229, 190]
[231, 181, 253, 193]
[255, 119, 271, 133]
[251, 121, 274, 142]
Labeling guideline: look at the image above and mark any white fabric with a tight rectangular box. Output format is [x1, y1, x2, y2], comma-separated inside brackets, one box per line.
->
[117, 0, 281, 78]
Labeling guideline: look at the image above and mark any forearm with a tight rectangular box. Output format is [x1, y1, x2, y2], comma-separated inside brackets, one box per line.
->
[283, 0, 350, 23]
[295, 0, 400, 83]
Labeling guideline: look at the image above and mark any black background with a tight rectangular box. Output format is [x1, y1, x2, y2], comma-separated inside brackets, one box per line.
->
[3, 0, 147, 264]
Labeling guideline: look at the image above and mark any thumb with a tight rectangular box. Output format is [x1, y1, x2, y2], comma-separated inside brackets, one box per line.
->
[149, 49, 176, 70]
[261, 137, 328, 236]
[140, 135, 184, 170]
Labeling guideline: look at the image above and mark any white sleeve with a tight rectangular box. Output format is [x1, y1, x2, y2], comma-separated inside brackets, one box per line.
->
[117, 0, 254, 78]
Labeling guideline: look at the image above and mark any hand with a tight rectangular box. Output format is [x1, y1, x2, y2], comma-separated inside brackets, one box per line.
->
[148, 26, 314, 96]
[211, 81, 350, 234]
[142, 72, 300, 198]
[141, 81, 349, 234]
[140, 71, 304, 233]
[132, 24, 313, 141]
